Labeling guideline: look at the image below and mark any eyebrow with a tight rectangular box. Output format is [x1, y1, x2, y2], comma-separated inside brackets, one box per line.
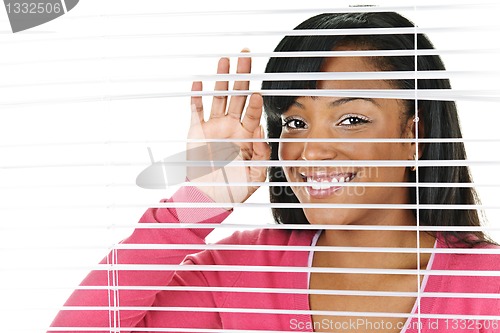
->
[292, 97, 380, 109]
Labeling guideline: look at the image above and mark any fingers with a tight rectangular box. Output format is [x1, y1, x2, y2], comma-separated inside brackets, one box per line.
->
[190, 81, 204, 127]
[227, 48, 251, 120]
[237, 93, 263, 157]
[210, 57, 230, 119]
[250, 125, 271, 183]
[252, 125, 270, 160]
[241, 93, 263, 134]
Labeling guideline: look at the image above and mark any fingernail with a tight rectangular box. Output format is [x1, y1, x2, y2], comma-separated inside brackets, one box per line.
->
[241, 48, 250, 53]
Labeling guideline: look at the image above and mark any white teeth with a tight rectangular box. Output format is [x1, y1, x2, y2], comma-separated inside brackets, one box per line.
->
[311, 183, 322, 190]
[303, 173, 355, 190]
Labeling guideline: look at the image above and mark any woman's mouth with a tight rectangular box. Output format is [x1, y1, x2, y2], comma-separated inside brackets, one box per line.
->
[299, 171, 357, 198]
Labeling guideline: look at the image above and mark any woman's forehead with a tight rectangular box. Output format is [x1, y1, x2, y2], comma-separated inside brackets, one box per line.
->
[316, 56, 395, 90]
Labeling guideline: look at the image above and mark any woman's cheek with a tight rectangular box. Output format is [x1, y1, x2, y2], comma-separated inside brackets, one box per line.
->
[278, 141, 302, 161]
[277, 141, 287, 161]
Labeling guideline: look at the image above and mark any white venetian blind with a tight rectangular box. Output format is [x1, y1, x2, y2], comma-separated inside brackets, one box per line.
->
[1, 1, 499, 332]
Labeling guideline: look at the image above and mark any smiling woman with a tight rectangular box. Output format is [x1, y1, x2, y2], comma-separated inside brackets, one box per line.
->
[48, 11, 500, 333]
[263, 12, 492, 247]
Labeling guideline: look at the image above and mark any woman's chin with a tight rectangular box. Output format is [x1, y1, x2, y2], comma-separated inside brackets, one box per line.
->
[303, 209, 350, 227]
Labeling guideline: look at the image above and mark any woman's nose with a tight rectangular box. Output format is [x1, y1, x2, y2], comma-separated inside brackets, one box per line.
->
[300, 128, 338, 161]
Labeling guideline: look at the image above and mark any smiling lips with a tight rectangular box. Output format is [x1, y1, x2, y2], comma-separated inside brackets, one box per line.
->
[299, 171, 357, 198]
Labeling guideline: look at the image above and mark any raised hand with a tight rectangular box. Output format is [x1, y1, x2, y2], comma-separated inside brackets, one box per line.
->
[187, 50, 270, 207]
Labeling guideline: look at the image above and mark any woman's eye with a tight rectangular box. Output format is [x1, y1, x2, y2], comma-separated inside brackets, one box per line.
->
[282, 118, 306, 130]
[338, 116, 370, 127]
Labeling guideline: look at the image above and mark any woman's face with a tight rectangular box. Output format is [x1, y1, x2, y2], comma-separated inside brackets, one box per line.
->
[279, 55, 417, 226]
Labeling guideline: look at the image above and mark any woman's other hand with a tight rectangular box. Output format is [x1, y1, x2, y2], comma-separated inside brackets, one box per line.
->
[187, 49, 270, 206]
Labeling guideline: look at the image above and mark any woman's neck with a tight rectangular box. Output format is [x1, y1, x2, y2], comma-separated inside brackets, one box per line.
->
[315, 210, 436, 270]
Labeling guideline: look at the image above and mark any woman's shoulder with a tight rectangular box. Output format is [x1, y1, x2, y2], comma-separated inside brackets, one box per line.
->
[187, 227, 318, 266]
[436, 236, 500, 268]
[433, 236, 500, 294]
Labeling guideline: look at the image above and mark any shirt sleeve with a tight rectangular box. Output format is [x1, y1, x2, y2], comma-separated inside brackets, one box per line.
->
[48, 185, 231, 333]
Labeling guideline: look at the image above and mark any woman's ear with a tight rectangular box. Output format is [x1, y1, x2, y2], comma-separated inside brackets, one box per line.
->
[404, 114, 425, 159]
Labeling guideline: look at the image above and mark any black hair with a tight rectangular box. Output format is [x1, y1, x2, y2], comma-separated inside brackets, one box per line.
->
[261, 12, 495, 247]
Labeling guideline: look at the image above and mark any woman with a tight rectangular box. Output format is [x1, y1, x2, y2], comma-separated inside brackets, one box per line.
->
[49, 12, 499, 333]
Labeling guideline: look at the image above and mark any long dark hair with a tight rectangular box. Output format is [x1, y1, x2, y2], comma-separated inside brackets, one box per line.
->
[261, 12, 494, 247]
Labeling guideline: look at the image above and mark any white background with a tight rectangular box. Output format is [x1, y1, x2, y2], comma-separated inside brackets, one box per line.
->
[1, 0, 499, 331]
